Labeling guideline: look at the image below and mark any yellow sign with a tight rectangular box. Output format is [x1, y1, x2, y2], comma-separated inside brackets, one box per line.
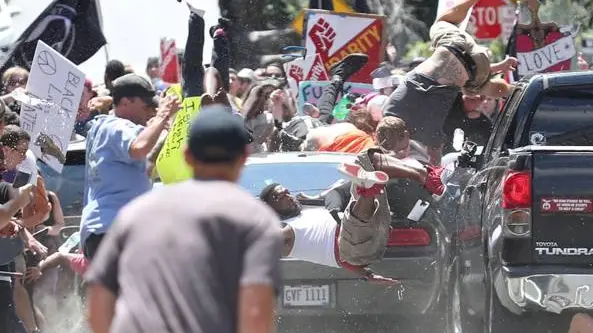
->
[291, 0, 354, 35]
[156, 96, 201, 184]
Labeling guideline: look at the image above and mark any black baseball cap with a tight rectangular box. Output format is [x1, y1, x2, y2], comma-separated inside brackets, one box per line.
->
[111, 74, 159, 108]
[188, 105, 253, 163]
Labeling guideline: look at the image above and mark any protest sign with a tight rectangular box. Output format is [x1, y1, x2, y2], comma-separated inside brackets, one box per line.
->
[514, 5, 576, 76]
[303, 10, 386, 84]
[156, 96, 202, 184]
[297, 80, 373, 115]
[160, 38, 180, 83]
[21, 41, 85, 173]
[283, 54, 330, 99]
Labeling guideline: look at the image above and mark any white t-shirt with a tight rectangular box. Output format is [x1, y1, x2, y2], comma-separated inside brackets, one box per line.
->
[285, 207, 340, 268]
[16, 150, 39, 185]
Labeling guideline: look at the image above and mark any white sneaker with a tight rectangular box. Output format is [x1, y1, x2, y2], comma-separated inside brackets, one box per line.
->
[186, 0, 205, 17]
[338, 163, 389, 189]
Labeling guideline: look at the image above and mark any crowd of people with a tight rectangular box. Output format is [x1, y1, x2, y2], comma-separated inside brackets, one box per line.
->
[0, 0, 591, 332]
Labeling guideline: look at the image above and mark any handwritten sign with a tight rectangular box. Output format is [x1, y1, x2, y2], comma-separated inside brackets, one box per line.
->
[155, 96, 201, 184]
[517, 33, 576, 75]
[22, 41, 85, 173]
[303, 10, 386, 84]
[297, 80, 373, 114]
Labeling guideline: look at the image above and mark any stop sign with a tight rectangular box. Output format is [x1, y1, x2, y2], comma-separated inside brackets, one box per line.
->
[469, 0, 511, 40]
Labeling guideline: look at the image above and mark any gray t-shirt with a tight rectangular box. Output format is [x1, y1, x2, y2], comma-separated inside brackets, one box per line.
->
[86, 180, 283, 333]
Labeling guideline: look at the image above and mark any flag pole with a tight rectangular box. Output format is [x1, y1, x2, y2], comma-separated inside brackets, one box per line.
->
[94, 0, 110, 63]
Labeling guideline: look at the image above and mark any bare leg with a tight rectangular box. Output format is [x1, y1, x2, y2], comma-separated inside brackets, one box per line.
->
[13, 281, 37, 333]
[436, 0, 480, 25]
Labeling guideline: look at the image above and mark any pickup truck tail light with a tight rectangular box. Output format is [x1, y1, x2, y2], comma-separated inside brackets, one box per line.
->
[387, 228, 430, 247]
[502, 171, 532, 237]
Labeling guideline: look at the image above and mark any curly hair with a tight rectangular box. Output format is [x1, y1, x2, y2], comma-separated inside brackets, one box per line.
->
[346, 107, 377, 135]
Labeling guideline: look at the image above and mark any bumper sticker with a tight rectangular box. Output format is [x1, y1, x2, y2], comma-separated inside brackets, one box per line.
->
[540, 198, 593, 213]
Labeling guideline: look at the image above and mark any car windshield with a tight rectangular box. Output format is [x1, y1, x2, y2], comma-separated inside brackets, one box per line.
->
[239, 162, 346, 197]
[39, 154, 85, 218]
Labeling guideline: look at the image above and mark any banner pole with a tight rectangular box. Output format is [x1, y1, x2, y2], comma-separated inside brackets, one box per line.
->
[94, 0, 110, 63]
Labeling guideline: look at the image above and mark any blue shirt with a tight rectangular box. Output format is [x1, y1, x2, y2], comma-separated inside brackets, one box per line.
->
[80, 115, 151, 247]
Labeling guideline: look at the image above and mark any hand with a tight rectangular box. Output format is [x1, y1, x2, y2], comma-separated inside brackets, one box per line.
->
[25, 267, 42, 282]
[88, 96, 113, 114]
[367, 274, 401, 285]
[156, 94, 182, 120]
[15, 184, 34, 209]
[27, 238, 48, 258]
[269, 89, 285, 106]
[0, 221, 22, 238]
[577, 53, 589, 70]
[491, 57, 518, 74]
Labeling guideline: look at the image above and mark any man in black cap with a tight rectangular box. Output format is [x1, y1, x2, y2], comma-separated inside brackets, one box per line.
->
[86, 105, 282, 333]
[80, 74, 181, 261]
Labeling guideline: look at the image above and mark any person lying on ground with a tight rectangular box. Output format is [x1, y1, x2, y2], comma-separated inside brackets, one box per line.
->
[382, 0, 518, 165]
[259, 150, 443, 284]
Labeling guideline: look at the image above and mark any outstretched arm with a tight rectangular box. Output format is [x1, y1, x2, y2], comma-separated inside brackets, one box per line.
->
[436, 0, 480, 25]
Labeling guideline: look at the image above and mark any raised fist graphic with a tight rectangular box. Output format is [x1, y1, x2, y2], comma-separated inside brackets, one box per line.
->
[288, 65, 304, 83]
[308, 18, 336, 55]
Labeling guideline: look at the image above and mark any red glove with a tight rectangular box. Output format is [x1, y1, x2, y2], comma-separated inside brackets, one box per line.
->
[424, 166, 445, 196]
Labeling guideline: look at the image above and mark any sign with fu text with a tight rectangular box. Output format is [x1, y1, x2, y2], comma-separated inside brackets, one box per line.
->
[283, 54, 330, 99]
[297, 80, 373, 114]
[156, 96, 202, 184]
[303, 10, 386, 84]
[22, 41, 85, 173]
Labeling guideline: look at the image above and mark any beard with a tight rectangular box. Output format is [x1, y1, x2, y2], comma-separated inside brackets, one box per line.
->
[280, 201, 302, 220]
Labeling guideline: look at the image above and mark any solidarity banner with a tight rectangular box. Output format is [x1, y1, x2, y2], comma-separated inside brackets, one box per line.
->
[156, 96, 202, 184]
[302, 10, 386, 84]
[21, 41, 85, 173]
[297, 80, 373, 114]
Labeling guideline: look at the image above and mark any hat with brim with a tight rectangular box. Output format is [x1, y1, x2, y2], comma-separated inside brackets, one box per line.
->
[112, 74, 159, 108]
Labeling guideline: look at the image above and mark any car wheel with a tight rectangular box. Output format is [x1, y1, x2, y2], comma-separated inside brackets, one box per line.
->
[446, 260, 481, 333]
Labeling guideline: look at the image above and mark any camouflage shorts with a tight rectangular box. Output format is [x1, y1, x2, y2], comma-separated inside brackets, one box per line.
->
[338, 148, 392, 266]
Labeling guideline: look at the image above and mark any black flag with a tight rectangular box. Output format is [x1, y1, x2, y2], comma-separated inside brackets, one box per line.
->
[0, 0, 106, 73]
[503, 5, 520, 83]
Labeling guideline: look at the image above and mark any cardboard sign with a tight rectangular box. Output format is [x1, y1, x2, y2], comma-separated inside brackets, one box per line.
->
[303, 10, 386, 84]
[297, 80, 373, 114]
[540, 198, 593, 213]
[21, 41, 85, 173]
[156, 96, 201, 184]
[160, 38, 181, 84]
[515, 4, 576, 76]
[283, 55, 330, 99]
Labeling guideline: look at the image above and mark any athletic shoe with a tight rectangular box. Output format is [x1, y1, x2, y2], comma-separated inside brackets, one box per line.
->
[338, 163, 389, 189]
[329, 53, 369, 82]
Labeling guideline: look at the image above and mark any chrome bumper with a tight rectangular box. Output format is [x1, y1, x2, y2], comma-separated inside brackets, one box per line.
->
[505, 274, 593, 314]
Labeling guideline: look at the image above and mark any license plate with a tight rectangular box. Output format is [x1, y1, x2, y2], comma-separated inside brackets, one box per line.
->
[282, 285, 331, 307]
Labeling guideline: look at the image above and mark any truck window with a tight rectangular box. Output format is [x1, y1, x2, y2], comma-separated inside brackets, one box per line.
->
[527, 88, 593, 146]
[484, 87, 524, 162]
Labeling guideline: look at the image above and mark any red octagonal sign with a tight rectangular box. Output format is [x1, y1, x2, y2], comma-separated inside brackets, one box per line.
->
[469, 0, 508, 40]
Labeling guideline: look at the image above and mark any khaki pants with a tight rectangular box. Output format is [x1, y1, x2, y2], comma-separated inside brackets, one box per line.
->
[338, 149, 391, 266]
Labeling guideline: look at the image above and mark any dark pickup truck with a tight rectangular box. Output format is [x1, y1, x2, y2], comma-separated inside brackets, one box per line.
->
[448, 71, 593, 333]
